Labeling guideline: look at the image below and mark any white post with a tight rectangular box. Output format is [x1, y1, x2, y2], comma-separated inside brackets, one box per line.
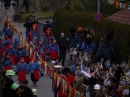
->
[97, 0, 100, 13]
[36, 0, 38, 20]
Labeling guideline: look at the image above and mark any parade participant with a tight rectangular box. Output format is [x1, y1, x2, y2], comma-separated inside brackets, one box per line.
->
[16, 57, 27, 84]
[70, 57, 86, 73]
[2, 70, 18, 97]
[58, 33, 68, 66]
[32, 14, 38, 24]
[96, 71, 106, 86]
[0, 19, 8, 35]
[81, 34, 96, 62]
[96, 40, 114, 61]
[4, 27, 13, 43]
[112, 84, 124, 97]
[67, 27, 78, 61]
[43, 28, 54, 52]
[16, 45, 26, 63]
[0, 39, 4, 56]
[15, 79, 34, 97]
[13, 34, 20, 49]
[32, 89, 38, 97]
[3, 35, 10, 52]
[91, 84, 100, 97]
[87, 59, 99, 97]
[6, 44, 16, 65]
[2, 53, 12, 75]
[27, 57, 43, 87]
[48, 39, 60, 61]
[76, 26, 84, 57]
[58, 67, 75, 97]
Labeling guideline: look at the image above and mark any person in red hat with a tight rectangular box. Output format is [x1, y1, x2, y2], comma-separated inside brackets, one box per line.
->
[6, 44, 16, 65]
[3, 35, 10, 52]
[2, 53, 12, 75]
[16, 57, 27, 84]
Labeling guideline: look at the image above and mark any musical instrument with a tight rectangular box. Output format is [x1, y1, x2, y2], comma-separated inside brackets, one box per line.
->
[53, 65, 62, 73]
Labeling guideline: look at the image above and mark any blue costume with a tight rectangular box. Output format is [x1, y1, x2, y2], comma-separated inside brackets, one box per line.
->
[48, 44, 60, 54]
[15, 48, 26, 60]
[3, 38, 10, 46]
[32, 32, 40, 44]
[6, 48, 16, 56]
[13, 37, 20, 48]
[16, 62, 27, 73]
[76, 33, 84, 51]
[67, 35, 78, 48]
[3, 28, 13, 37]
[43, 36, 55, 47]
[2, 58, 12, 72]
[81, 42, 96, 52]
[0, 43, 4, 49]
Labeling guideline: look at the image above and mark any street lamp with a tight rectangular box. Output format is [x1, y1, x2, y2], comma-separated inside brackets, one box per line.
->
[97, 0, 100, 13]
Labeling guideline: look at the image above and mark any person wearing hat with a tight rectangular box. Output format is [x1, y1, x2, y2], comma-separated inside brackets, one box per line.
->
[27, 57, 43, 87]
[2, 53, 12, 76]
[6, 44, 16, 65]
[67, 27, 78, 61]
[32, 89, 38, 97]
[58, 67, 75, 97]
[15, 79, 34, 97]
[91, 84, 101, 97]
[16, 57, 28, 84]
[70, 57, 86, 74]
[2, 70, 18, 97]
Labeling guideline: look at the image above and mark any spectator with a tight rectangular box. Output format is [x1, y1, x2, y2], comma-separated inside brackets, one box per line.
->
[43, 20, 53, 32]
[58, 33, 68, 66]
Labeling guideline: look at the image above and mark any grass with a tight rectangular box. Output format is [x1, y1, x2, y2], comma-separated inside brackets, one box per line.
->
[20, 11, 54, 21]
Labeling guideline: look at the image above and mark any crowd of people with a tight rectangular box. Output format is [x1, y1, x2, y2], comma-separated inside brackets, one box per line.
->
[1, 12, 130, 97]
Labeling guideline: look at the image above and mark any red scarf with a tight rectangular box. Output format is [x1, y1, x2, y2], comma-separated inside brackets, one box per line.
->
[116, 90, 123, 97]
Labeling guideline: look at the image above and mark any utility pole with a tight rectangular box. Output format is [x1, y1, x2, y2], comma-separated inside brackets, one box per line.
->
[36, 0, 38, 20]
[97, 0, 100, 13]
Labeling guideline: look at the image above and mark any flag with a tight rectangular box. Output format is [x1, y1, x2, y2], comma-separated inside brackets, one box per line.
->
[22, 38, 26, 48]
[44, 63, 47, 75]
[68, 86, 72, 97]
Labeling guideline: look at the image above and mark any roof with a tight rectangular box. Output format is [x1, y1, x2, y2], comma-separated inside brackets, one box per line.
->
[106, 9, 130, 25]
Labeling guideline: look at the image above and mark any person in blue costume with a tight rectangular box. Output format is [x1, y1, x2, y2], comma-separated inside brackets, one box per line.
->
[13, 34, 20, 49]
[6, 44, 16, 65]
[67, 27, 78, 61]
[3, 35, 10, 52]
[81, 34, 96, 62]
[16, 57, 27, 84]
[43, 28, 55, 53]
[2, 53, 13, 76]
[15, 45, 26, 63]
[76, 26, 85, 57]
[48, 39, 60, 61]
[27, 57, 43, 87]
[31, 24, 40, 44]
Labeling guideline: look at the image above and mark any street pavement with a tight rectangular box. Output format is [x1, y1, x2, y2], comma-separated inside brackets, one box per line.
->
[0, 3, 90, 97]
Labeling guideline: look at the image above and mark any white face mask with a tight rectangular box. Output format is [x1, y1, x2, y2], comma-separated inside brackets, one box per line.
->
[75, 70, 82, 75]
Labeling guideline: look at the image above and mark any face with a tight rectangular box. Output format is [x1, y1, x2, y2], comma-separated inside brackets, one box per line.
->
[21, 58, 24, 62]
[18, 45, 22, 49]
[117, 85, 123, 92]
[76, 66, 80, 71]
[101, 75, 106, 80]
[10, 45, 13, 48]
[47, 31, 50, 35]
[39, 41, 42, 45]
[53, 40, 56, 44]
[121, 62, 126, 67]
[6, 55, 10, 59]
[61, 33, 64, 37]
[101, 57, 104, 62]
[33, 26, 36, 31]
[76, 60, 80, 64]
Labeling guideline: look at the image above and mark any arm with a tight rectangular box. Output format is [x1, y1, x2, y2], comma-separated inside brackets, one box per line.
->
[87, 68, 96, 77]
[57, 45, 60, 54]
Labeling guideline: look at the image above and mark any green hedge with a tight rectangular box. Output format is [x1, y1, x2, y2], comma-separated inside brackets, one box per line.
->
[53, 10, 130, 63]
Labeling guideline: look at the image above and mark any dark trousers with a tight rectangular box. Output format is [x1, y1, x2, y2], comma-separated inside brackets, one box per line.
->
[59, 50, 66, 66]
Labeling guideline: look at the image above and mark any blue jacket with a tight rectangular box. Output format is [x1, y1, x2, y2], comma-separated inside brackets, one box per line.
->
[81, 42, 96, 52]
[13, 37, 20, 48]
[27, 62, 41, 73]
[67, 36, 78, 48]
[48, 44, 60, 54]
[76, 41, 83, 51]
[15, 48, 26, 58]
[0, 43, 3, 48]
[70, 64, 86, 72]
[96, 44, 114, 60]
[6, 48, 16, 55]
[3, 39, 10, 46]
[43, 36, 55, 47]
[4, 28, 13, 37]
[0, 26, 6, 35]
[16, 62, 27, 72]
[32, 32, 40, 44]
[2, 58, 12, 66]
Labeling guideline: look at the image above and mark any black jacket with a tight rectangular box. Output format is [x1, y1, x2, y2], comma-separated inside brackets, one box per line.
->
[57, 37, 68, 51]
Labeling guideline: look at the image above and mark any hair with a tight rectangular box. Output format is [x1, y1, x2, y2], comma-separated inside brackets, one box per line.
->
[62, 67, 71, 74]
[21, 79, 28, 85]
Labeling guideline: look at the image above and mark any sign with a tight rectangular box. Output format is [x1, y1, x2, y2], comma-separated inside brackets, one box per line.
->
[35, 6, 38, 11]
[94, 13, 101, 21]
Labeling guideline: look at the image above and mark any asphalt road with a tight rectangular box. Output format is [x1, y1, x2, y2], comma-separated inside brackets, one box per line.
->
[0, 4, 90, 97]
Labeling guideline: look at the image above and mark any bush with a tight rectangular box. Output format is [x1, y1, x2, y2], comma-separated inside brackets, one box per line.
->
[53, 10, 130, 63]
